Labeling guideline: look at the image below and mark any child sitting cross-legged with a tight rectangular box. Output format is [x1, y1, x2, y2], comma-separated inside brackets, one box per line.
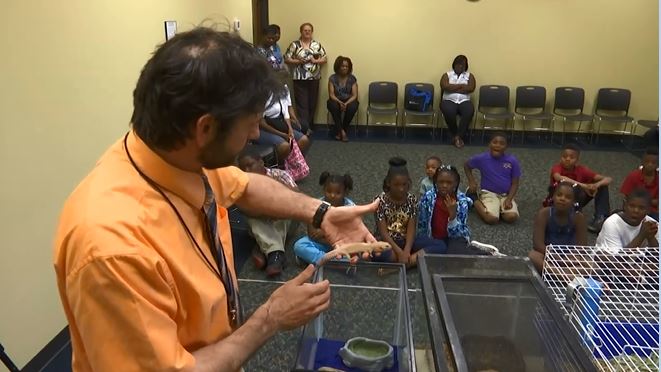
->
[545, 143, 612, 233]
[372, 157, 446, 268]
[529, 181, 588, 273]
[293, 172, 355, 265]
[464, 132, 522, 225]
[237, 148, 297, 277]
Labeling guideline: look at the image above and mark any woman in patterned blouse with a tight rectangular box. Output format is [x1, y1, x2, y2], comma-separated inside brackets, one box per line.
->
[284, 23, 327, 129]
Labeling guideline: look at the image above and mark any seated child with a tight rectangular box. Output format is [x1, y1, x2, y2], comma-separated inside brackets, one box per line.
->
[373, 157, 445, 267]
[464, 132, 521, 224]
[237, 148, 297, 277]
[546, 143, 612, 233]
[293, 172, 355, 265]
[620, 147, 658, 221]
[417, 165, 475, 254]
[596, 188, 659, 253]
[419, 155, 442, 196]
[529, 181, 588, 273]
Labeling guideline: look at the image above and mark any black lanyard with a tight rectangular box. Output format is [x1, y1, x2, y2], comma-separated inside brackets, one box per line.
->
[122, 133, 240, 328]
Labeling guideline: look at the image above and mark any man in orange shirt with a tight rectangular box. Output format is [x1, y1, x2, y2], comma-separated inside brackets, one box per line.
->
[54, 28, 378, 372]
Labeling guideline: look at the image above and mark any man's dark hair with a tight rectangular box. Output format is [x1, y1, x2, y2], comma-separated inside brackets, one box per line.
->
[563, 142, 581, 154]
[452, 54, 469, 71]
[262, 25, 279, 36]
[131, 27, 279, 150]
[333, 56, 353, 74]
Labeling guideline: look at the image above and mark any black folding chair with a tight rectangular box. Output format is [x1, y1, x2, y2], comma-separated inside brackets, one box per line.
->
[474, 85, 514, 143]
[515, 86, 554, 143]
[402, 82, 436, 139]
[366, 81, 399, 135]
[593, 88, 635, 146]
[552, 87, 594, 144]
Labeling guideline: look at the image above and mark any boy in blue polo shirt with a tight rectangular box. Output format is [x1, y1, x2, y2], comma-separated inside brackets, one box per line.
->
[464, 132, 522, 224]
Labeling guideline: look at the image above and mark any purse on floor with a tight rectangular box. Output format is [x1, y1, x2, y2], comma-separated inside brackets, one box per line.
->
[284, 138, 309, 181]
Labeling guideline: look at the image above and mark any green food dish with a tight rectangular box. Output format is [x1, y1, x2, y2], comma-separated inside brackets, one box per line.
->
[348, 339, 391, 358]
[339, 337, 394, 372]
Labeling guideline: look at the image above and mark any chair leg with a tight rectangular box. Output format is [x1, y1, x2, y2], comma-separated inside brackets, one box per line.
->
[593, 118, 600, 144]
[623, 119, 636, 150]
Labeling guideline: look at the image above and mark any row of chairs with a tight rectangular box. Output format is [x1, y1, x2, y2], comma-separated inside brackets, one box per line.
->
[362, 82, 645, 145]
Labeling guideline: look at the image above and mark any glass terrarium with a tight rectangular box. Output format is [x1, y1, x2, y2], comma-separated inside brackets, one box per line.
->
[293, 261, 415, 372]
[418, 254, 598, 372]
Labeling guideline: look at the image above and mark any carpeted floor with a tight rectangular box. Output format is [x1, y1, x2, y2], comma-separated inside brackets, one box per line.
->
[238, 130, 642, 371]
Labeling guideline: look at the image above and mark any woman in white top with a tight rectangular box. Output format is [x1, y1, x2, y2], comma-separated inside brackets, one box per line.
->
[440, 55, 476, 149]
[596, 188, 659, 253]
[256, 85, 310, 164]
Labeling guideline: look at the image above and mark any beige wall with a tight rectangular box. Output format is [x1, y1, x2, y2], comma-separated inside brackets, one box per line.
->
[271, 0, 659, 130]
[0, 0, 252, 367]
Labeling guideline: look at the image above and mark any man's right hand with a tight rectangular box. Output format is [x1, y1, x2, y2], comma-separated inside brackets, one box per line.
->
[264, 265, 331, 331]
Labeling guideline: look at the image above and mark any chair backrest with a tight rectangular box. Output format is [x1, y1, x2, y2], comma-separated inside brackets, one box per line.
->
[404, 82, 434, 112]
[553, 87, 585, 114]
[595, 88, 631, 115]
[478, 85, 510, 111]
[368, 81, 398, 107]
[515, 86, 547, 113]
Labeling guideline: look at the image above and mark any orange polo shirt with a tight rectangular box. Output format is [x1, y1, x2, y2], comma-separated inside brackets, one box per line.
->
[53, 131, 248, 372]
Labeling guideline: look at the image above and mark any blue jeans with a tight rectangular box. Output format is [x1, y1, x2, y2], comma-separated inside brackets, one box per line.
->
[372, 235, 448, 262]
[293, 236, 331, 265]
[256, 128, 304, 147]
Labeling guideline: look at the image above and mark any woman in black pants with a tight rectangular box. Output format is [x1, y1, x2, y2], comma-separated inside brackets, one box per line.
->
[284, 22, 327, 130]
[327, 56, 359, 142]
[440, 55, 476, 149]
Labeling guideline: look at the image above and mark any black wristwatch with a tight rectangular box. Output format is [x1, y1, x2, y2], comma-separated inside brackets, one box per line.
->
[312, 201, 331, 229]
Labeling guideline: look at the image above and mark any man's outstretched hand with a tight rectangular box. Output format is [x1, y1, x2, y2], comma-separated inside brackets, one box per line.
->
[320, 199, 380, 262]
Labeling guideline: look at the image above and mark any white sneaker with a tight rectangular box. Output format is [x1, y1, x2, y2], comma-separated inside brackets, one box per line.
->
[469, 240, 506, 256]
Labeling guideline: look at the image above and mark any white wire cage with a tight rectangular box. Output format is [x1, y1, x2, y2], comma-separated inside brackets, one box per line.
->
[542, 245, 660, 371]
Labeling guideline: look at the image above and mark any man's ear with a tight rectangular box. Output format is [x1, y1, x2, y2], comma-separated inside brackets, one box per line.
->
[193, 114, 218, 148]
